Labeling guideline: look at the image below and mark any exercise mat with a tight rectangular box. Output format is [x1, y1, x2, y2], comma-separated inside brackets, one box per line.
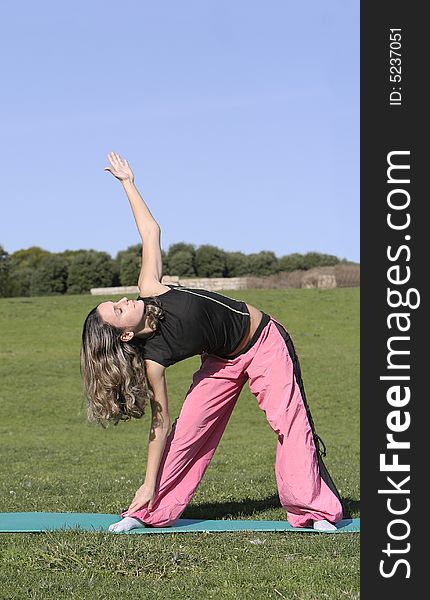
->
[0, 512, 360, 534]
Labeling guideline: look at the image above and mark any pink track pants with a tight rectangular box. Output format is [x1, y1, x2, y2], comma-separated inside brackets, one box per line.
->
[123, 316, 343, 528]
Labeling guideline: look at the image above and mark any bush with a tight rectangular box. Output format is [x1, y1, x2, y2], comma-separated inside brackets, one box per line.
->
[67, 251, 115, 294]
[0, 245, 11, 297]
[168, 250, 196, 277]
[247, 251, 279, 276]
[30, 255, 69, 296]
[8, 246, 51, 269]
[5, 247, 52, 297]
[114, 244, 140, 285]
[195, 245, 227, 277]
[302, 252, 340, 270]
[167, 242, 196, 277]
[1, 242, 352, 295]
[278, 253, 306, 272]
[225, 252, 250, 277]
[161, 249, 169, 276]
[119, 253, 140, 285]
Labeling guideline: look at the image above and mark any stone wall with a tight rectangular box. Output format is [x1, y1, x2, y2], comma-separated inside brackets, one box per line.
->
[90, 285, 141, 296]
[90, 266, 359, 295]
[172, 276, 249, 291]
[90, 276, 250, 295]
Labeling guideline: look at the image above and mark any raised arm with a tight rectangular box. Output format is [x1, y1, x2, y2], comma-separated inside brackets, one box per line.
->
[123, 360, 171, 515]
[104, 152, 163, 288]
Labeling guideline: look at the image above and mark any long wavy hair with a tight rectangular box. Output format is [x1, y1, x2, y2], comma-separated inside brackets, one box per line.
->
[80, 298, 164, 427]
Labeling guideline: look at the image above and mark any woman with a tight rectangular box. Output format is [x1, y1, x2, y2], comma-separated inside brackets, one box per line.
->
[80, 152, 343, 533]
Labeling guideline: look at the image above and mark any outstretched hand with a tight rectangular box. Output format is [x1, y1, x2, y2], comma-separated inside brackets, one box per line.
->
[104, 151, 134, 183]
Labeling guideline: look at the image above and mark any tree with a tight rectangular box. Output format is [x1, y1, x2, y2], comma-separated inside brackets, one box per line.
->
[195, 245, 227, 277]
[302, 252, 340, 270]
[167, 242, 196, 277]
[6, 247, 52, 297]
[161, 249, 169, 276]
[67, 251, 115, 294]
[115, 244, 142, 286]
[278, 253, 306, 272]
[0, 245, 11, 297]
[58, 249, 92, 266]
[9, 246, 51, 269]
[247, 251, 279, 276]
[225, 252, 250, 277]
[167, 242, 196, 257]
[5, 267, 33, 297]
[119, 253, 141, 285]
[168, 250, 196, 277]
[30, 255, 68, 296]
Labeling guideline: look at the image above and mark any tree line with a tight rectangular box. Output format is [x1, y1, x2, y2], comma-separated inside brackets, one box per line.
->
[0, 242, 347, 298]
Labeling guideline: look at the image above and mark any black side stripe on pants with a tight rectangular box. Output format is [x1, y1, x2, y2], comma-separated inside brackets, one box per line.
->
[272, 320, 343, 504]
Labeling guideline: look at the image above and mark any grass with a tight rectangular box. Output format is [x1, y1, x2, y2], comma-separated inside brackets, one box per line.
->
[0, 288, 359, 599]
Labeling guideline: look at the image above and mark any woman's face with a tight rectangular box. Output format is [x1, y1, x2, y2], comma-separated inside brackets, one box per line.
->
[97, 297, 146, 333]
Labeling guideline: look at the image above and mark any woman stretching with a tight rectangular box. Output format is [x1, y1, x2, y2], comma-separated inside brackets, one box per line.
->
[80, 152, 343, 533]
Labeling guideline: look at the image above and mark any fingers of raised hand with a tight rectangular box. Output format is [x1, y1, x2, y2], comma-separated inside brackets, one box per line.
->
[110, 151, 127, 166]
[107, 152, 116, 166]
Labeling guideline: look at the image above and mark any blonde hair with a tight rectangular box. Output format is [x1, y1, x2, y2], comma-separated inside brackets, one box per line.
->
[80, 299, 164, 427]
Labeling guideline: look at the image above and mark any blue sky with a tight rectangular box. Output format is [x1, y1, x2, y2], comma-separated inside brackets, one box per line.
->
[0, 0, 359, 262]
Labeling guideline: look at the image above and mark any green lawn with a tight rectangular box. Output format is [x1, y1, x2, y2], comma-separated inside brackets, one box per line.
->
[0, 288, 359, 599]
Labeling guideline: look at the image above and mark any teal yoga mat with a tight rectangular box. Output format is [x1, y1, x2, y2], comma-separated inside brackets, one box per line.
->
[0, 512, 360, 534]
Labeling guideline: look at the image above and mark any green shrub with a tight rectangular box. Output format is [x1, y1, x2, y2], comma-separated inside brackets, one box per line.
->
[225, 251, 250, 277]
[247, 251, 279, 276]
[195, 245, 227, 277]
[30, 255, 69, 296]
[67, 251, 115, 294]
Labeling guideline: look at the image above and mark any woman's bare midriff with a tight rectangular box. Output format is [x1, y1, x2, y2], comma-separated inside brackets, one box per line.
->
[227, 303, 263, 356]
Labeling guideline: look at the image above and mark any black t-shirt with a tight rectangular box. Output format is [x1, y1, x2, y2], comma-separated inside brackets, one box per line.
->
[137, 285, 250, 367]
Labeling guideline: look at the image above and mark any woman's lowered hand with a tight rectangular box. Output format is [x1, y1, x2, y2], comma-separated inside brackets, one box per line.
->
[123, 482, 156, 515]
